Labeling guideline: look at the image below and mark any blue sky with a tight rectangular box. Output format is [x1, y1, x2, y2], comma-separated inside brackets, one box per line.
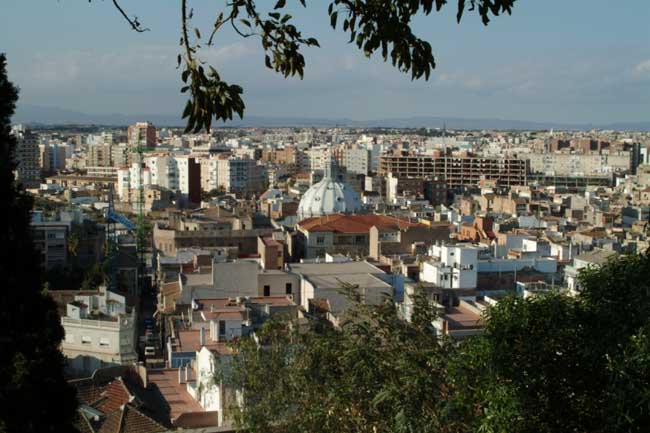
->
[2, 0, 649, 123]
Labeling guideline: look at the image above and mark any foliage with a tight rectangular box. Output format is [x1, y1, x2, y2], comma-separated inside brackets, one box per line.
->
[0, 53, 78, 433]
[224, 254, 650, 433]
[103, 0, 517, 132]
[201, 186, 227, 201]
[224, 284, 451, 432]
[447, 253, 650, 433]
[45, 264, 86, 291]
[81, 263, 108, 291]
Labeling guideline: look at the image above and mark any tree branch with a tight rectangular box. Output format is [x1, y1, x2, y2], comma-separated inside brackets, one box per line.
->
[112, 0, 150, 32]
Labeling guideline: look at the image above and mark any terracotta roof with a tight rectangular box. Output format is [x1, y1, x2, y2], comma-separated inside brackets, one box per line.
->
[147, 369, 204, 420]
[161, 281, 180, 296]
[249, 296, 295, 306]
[94, 378, 132, 413]
[118, 404, 167, 433]
[175, 329, 233, 355]
[444, 306, 484, 331]
[74, 381, 106, 406]
[97, 404, 166, 433]
[203, 310, 244, 320]
[173, 411, 220, 429]
[298, 213, 422, 234]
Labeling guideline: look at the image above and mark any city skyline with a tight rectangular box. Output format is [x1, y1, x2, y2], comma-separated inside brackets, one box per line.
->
[2, 0, 649, 125]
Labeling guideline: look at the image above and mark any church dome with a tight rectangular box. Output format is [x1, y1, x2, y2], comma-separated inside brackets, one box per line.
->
[297, 176, 361, 220]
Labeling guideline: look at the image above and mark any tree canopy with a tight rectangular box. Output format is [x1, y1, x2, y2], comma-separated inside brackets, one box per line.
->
[0, 54, 78, 433]
[103, 0, 517, 132]
[224, 253, 650, 433]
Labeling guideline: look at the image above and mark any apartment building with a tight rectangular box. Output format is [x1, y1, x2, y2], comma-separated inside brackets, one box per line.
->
[174, 155, 201, 204]
[200, 156, 220, 192]
[87, 143, 112, 167]
[420, 243, 479, 290]
[379, 151, 528, 189]
[59, 288, 138, 376]
[528, 152, 632, 176]
[343, 145, 370, 175]
[217, 157, 265, 194]
[13, 126, 40, 187]
[127, 121, 156, 148]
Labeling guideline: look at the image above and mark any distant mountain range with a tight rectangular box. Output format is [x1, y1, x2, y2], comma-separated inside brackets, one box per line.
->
[12, 104, 650, 131]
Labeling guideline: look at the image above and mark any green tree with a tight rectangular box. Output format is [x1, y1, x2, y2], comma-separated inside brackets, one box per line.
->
[224, 284, 452, 433]
[0, 53, 78, 433]
[81, 263, 107, 291]
[102, 0, 516, 131]
[447, 252, 650, 433]
[223, 254, 650, 433]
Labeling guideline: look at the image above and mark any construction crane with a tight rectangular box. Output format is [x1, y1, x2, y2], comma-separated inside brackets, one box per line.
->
[134, 142, 148, 296]
[105, 139, 148, 295]
[105, 185, 135, 292]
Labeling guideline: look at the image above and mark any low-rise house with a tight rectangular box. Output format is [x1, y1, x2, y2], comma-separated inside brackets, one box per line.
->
[433, 298, 488, 339]
[420, 243, 480, 290]
[564, 249, 618, 294]
[288, 260, 400, 327]
[294, 213, 448, 260]
[71, 371, 169, 433]
[59, 288, 137, 376]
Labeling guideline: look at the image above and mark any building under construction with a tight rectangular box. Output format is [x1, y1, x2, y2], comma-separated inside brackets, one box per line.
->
[379, 151, 528, 189]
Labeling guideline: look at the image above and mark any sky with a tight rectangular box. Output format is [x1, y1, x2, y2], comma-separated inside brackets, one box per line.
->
[1, 0, 649, 124]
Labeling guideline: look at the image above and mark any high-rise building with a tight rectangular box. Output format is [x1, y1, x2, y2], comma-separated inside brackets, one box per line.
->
[174, 156, 201, 204]
[87, 143, 112, 167]
[217, 156, 265, 194]
[111, 143, 131, 167]
[379, 151, 528, 189]
[127, 121, 156, 149]
[200, 156, 220, 192]
[12, 125, 40, 188]
[343, 145, 370, 176]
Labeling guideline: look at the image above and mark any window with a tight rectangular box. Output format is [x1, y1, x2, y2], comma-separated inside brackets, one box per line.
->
[285, 282, 292, 295]
[263, 285, 270, 296]
[219, 320, 226, 336]
[99, 337, 110, 347]
[316, 236, 325, 245]
[81, 336, 92, 345]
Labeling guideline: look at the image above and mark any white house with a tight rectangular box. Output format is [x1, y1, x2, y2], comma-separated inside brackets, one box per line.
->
[420, 243, 479, 290]
[61, 288, 137, 376]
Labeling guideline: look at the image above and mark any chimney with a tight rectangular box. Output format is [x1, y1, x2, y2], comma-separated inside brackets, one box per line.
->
[200, 327, 206, 346]
[137, 362, 148, 388]
[178, 366, 183, 383]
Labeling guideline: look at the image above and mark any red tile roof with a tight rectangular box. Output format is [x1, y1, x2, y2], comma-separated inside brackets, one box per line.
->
[298, 213, 422, 234]
[94, 378, 132, 414]
[147, 369, 204, 420]
[173, 411, 220, 429]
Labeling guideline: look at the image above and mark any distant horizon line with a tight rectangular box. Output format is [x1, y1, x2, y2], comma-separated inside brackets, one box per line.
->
[12, 103, 650, 131]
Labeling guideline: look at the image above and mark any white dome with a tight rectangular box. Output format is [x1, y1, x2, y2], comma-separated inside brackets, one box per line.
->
[297, 176, 361, 220]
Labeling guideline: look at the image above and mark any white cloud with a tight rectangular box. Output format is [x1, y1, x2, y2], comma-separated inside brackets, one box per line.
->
[633, 59, 650, 77]
[201, 42, 255, 66]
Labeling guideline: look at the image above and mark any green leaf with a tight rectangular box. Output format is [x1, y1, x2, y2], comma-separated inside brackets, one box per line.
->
[330, 11, 338, 28]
